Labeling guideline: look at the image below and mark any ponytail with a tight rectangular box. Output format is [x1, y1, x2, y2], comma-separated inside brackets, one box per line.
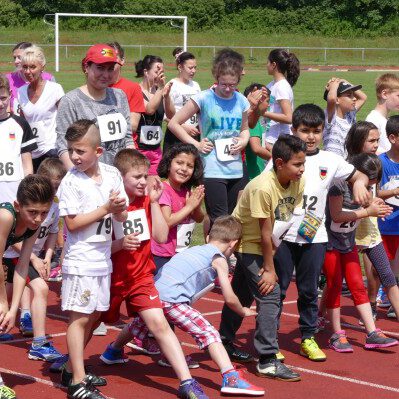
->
[268, 48, 300, 87]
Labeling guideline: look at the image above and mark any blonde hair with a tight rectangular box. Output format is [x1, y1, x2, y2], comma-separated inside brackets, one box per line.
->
[21, 45, 46, 68]
[375, 73, 399, 100]
[208, 215, 242, 243]
[113, 148, 150, 176]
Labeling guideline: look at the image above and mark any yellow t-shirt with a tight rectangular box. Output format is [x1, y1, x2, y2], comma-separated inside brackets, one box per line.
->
[355, 216, 382, 248]
[233, 169, 305, 255]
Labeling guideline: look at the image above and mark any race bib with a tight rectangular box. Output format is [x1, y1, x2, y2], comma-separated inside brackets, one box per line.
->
[191, 282, 215, 304]
[382, 179, 399, 207]
[97, 113, 127, 143]
[140, 125, 162, 145]
[82, 215, 112, 242]
[330, 208, 359, 233]
[297, 211, 322, 243]
[113, 209, 150, 242]
[215, 138, 239, 162]
[176, 221, 196, 252]
[0, 156, 22, 182]
[30, 120, 46, 142]
[272, 217, 295, 247]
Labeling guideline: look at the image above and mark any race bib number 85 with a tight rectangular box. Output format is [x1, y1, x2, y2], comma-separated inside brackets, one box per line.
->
[113, 209, 150, 242]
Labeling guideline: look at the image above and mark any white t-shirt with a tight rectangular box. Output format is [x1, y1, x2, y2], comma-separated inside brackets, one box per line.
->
[366, 109, 390, 153]
[283, 150, 355, 243]
[323, 110, 357, 158]
[170, 79, 201, 126]
[18, 81, 64, 158]
[58, 162, 128, 276]
[263, 79, 293, 144]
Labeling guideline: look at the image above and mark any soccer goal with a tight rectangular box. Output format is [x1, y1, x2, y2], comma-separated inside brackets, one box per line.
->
[54, 13, 188, 71]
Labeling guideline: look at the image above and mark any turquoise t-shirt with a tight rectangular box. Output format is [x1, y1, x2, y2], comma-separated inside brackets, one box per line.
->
[245, 121, 266, 180]
[192, 89, 250, 179]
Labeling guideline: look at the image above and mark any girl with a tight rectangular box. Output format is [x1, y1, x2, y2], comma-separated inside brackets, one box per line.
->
[152, 143, 205, 270]
[324, 153, 398, 352]
[135, 55, 174, 175]
[261, 48, 300, 146]
[168, 48, 250, 229]
[163, 52, 201, 152]
[346, 121, 399, 323]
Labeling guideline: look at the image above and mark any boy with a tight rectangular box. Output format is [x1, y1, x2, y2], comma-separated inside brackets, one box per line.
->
[57, 119, 128, 399]
[377, 115, 399, 319]
[366, 73, 399, 154]
[99, 149, 209, 399]
[323, 78, 367, 157]
[273, 104, 370, 360]
[0, 174, 54, 399]
[107, 215, 264, 397]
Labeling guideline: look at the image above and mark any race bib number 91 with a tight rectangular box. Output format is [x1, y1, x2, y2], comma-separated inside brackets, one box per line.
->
[98, 113, 127, 143]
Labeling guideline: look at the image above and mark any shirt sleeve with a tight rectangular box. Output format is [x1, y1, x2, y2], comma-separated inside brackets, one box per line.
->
[118, 90, 134, 148]
[48, 206, 60, 234]
[191, 90, 206, 110]
[294, 178, 305, 209]
[58, 176, 81, 216]
[56, 95, 78, 157]
[250, 187, 272, 219]
[333, 154, 356, 181]
[55, 83, 65, 102]
[274, 80, 292, 102]
[17, 115, 38, 153]
[158, 187, 172, 207]
[329, 181, 345, 197]
[130, 83, 146, 113]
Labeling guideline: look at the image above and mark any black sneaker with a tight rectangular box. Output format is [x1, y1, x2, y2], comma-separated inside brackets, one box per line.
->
[61, 367, 107, 387]
[67, 379, 107, 399]
[256, 358, 301, 381]
[223, 341, 254, 363]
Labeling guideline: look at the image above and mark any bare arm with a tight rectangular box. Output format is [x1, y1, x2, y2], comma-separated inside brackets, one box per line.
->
[148, 177, 169, 244]
[21, 152, 33, 176]
[263, 98, 293, 124]
[348, 170, 371, 206]
[249, 136, 272, 161]
[130, 112, 141, 133]
[354, 89, 367, 112]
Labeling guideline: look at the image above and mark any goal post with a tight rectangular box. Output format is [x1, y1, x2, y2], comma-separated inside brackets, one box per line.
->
[54, 13, 188, 71]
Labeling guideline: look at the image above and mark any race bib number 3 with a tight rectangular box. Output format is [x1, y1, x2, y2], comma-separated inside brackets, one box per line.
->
[98, 113, 127, 143]
[176, 221, 196, 252]
[113, 209, 150, 242]
[215, 138, 240, 162]
[140, 126, 162, 145]
[82, 215, 112, 242]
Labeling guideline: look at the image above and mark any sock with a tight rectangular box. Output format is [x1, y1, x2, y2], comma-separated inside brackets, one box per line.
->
[32, 336, 48, 349]
[180, 379, 193, 387]
[20, 309, 30, 320]
[0, 373, 4, 386]
[259, 354, 276, 364]
[221, 367, 234, 374]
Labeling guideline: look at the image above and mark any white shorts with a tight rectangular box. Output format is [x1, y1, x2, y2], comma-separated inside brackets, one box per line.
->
[61, 273, 111, 314]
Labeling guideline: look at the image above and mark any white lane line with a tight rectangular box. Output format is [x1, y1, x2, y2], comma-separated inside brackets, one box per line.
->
[199, 297, 297, 305]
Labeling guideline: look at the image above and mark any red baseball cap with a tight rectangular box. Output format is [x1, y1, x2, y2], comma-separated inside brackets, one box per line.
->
[82, 44, 121, 67]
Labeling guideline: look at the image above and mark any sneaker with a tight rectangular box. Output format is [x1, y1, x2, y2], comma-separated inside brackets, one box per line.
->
[376, 285, 383, 303]
[158, 355, 199, 369]
[61, 367, 107, 387]
[378, 289, 390, 308]
[256, 358, 301, 382]
[329, 331, 353, 353]
[100, 343, 129, 365]
[0, 333, 13, 341]
[28, 341, 64, 362]
[359, 303, 378, 325]
[48, 265, 62, 282]
[92, 322, 107, 336]
[50, 354, 69, 373]
[0, 385, 16, 399]
[315, 316, 327, 333]
[19, 313, 33, 337]
[67, 379, 106, 399]
[300, 337, 326, 361]
[365, 329, 399, 349]
[387, 306, 396, 319]
[221, 368, 265, 396]
[178, 379, 208, 399]
[276, 351, 285, 362]
[125, 336, 160, 355]
[223, 341, 254, 363]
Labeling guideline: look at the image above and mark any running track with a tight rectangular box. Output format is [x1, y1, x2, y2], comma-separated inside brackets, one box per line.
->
[1, 282, 398, 399]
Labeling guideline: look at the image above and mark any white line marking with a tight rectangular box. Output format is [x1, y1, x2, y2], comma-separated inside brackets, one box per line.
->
[199, 297, 297, 305]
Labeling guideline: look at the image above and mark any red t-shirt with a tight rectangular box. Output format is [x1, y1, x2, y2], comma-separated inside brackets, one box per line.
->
[110, 77, 146, 114]
[111, 195, 156, 289]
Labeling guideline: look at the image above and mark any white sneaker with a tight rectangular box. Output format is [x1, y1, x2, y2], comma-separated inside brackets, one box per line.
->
[93, 322, 107, 336]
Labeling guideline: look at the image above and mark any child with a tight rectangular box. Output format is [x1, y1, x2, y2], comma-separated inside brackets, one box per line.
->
[57, 119, 128, 399]
[223, 135, 305, 380]
[151, 143, 205, 270]
[366, 73, 399, 154]
[121, 216, 265, 397]
[0, 174, 55, 399]
[324, 153, 398, 352]
[260, 48, 300, 146]
[323, 78, 367, 157]
[4, 158, 66, 362]
[99, 149, 209, 399]
[346, 121, 399, 323]
[377, 115, 399, 319]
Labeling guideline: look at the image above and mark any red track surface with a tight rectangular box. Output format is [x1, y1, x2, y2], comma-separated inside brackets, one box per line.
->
[1, 282, 398, 399]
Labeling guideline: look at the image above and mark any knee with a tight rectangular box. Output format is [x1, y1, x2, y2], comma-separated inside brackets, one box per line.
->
[31, 279, 49, 298]
[147, 316, 170, 336]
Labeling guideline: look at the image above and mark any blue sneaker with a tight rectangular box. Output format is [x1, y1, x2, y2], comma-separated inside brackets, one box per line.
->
[0, 333, 13, 341]
[178, 379, 208, 399]
[49, 354, 69, 373]
[28, 341, 63, 362]
[222, 368, 265, 395]
[378, 288, 391, 308]
[19, 313, 33, 337]
[100, 343, 129, 365]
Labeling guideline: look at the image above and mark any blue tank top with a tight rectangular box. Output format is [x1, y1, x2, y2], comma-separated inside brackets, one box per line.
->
[154, 243, 223, 304]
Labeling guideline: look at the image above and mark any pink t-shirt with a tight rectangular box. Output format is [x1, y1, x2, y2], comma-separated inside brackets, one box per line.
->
[151, 182, 192, 257]
[6, 70, 55, 114]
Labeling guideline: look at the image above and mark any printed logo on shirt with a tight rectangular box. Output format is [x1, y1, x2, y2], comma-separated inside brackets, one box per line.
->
[9, 132, 15, 140]
[53, 195, 59, 203]
[80, 290, 91, 305]
[319, 166, 328, 180]
[149, 295, 158, 300]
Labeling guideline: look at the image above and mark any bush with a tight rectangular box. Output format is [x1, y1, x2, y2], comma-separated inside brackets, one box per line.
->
[0, 0, 29, 27]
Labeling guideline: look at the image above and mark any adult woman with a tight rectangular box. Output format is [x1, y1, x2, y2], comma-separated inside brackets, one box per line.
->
[135, 55, 173, 175]
[18, 46, 64, 171]
[6, 42, 55, 115]
[163, 52, 201, 152]
[56, 44, 133, 169]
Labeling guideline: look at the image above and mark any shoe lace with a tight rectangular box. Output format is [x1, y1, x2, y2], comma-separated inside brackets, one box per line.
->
[373, 328, 387, 338]
[22, 314, 33, 329]
[0, 386, 16, 399]
[306, 337, 320, 351]
[191, 379, 206, 397]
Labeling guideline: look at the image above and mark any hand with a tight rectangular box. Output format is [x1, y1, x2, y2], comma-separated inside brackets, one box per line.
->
[182, 124, 200, 137]
[0, 300, 9, 326]
[257, 268, 278, 296]
[155, 70, 166, 89]
[0, 310, 16, 334]
[31, 256, 49, 280]
[198, 138, 214, 154]
[107, 190, 127, 214]
[325, 77, 341, 91]
[366, 198, 393, 218]
[122, 233, 141, 251]
[186, 185, 205, 211]
[148, 176, 164, 203]
[162, 81, 173, 97]
[230, 137, 246, 155]
[242, 307, 257, 317]
[352, 181, 371, 206]
[247, 87, 262, 109]
[258, 88, 270, 116]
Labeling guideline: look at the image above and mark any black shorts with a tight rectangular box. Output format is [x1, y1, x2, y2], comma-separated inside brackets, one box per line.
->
[4, 257, 40, 284]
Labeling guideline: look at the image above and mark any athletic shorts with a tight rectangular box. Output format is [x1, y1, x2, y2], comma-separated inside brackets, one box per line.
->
[4, 257, 40, 284]
[138, 147, 162, 176]
[381, 235, 399, 260]
[102, 275, 162, 323]
[61, 273, 111, 314]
